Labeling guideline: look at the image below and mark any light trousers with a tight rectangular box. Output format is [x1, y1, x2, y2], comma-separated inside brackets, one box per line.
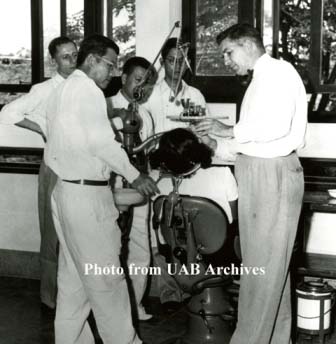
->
[38, 160, 58, 308]
[127, 202, 151, 313]
[230, 153, 304, 344]
[51, 180, 141, 344]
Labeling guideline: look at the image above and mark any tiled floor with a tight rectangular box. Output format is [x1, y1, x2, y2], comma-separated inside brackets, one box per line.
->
[0, 276, 335, 344]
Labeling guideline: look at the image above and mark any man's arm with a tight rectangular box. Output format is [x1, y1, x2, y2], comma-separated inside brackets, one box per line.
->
[0, 81, 51, 137]
[15, 118, 46, 141]
[78, 82, 159, 196]
[191, 119, 234, 138]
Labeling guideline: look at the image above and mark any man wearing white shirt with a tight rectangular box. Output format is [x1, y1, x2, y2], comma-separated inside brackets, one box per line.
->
[45, 35, 158, 344]
[0, 36, 77, 309]
[195, 24, 307, 344]
[106, 56, 155, 321]
[143, 37, 210, 133]
[142, 38, 213, 310]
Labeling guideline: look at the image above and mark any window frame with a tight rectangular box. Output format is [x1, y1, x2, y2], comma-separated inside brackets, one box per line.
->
[272, 0, 336, 122]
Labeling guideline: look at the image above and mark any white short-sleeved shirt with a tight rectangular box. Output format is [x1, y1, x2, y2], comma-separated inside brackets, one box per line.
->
[152, 166, 237, 224]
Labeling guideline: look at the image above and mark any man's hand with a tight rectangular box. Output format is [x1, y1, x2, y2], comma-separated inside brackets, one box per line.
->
[131, 173, 160, 196]
[199, 134, 218, 152]
[191, 119, 234, 138]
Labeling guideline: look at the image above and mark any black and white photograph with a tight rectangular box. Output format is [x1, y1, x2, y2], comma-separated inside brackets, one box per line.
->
[0, 0, 336, 343]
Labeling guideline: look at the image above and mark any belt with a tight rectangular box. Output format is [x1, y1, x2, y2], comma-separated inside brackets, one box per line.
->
[62, 179, 110, 186]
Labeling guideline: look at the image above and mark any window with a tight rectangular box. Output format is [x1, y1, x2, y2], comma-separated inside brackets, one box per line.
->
[182, 0, 257, 103]
[0, 0, 135, 106]
[263, 0, 336, 122]
[103, 0, 136, 71]
[0, 0, 32, 85]
[43, 0, 61, 78]
[195, 0, 238, 76]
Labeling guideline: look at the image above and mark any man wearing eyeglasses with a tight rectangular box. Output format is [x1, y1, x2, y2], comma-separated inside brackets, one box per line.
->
[0, 36, 77, 310]
[45, 34, 158, 344]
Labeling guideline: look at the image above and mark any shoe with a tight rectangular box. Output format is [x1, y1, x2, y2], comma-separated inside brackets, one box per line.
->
[138, 305, 153, 321]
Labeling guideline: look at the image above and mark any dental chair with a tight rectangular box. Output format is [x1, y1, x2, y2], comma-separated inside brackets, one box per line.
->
[152, 171, 236, 344]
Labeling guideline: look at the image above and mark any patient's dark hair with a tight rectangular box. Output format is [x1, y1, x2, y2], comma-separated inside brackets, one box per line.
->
[149, 128, 212, 175]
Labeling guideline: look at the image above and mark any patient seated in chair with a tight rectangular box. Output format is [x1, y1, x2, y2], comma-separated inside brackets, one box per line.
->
[149, 128, 238, 343]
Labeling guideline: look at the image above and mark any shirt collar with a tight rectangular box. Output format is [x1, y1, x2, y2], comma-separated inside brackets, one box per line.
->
[252, 53, 271, 77]
[54, 72, 65, 84]
[115, 90, 129, 107]
[72, 69, 89, 78]
[159, 78, 187, 95]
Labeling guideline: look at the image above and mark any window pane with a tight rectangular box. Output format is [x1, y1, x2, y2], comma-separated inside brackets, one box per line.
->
[0, 0, 31, 84]
[103, 0, 136, 73]
[263, 0, 273, 55]
[279, 0, 311, 87]
[195, 0, 238, 76]
[67, 0, 84, 46]
[43, 0, 61, 78]
[322, 0, 336, 84]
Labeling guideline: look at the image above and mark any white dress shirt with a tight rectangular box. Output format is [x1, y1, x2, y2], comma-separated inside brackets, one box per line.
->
[45, 69, 139, 182]
[218, 54, 307, 158]
[152, 167, 237, 223]
[107, 90, 154, 140]
[143, 79, 209, 133]
[0, 73, 64, 135]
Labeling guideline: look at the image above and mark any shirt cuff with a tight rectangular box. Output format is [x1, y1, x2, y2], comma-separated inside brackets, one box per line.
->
[215, 138, 238, 162]
[123, 165, 140, 184]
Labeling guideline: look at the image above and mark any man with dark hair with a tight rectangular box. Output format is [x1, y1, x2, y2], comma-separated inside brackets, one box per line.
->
[143, 37, 209, 133]
[195, 23, 307, 343]
[45, 34, 158, 344]
[0, 36, 77, 309]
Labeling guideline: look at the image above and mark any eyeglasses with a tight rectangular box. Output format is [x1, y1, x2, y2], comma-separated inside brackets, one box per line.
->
[97, 56, 117, 70]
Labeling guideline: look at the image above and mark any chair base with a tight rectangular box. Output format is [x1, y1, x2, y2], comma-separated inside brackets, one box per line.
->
[161, 286, 234, 344]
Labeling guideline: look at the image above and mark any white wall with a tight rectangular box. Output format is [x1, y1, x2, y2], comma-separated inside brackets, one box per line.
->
[0, 174, 40, 251]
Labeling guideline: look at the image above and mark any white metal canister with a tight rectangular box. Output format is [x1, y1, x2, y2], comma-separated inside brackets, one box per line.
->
[296, 281, 334, 331]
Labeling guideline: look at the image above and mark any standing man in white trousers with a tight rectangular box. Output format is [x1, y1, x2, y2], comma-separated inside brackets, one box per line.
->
[45, 35, 158, 344]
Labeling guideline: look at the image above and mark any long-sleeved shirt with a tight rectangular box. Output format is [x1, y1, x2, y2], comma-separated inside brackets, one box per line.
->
[217, 54, 307, 158]
[143, 79, 209, 133]
[45, 69, 139, 182]
[107, 90, 154, 140]
[0, 73, 64, 135]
